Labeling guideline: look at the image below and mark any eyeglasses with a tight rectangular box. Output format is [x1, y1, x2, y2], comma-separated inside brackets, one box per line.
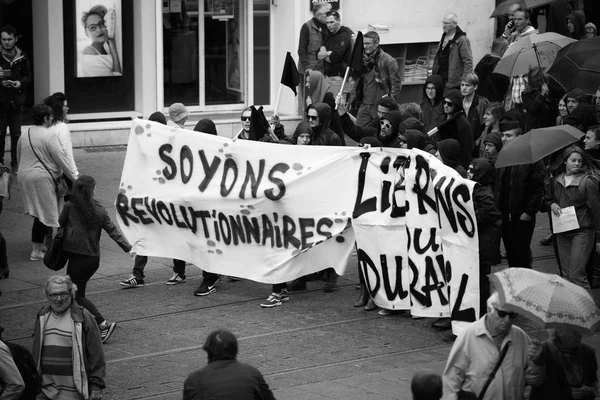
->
[307, 115, 319, 121]
[86, 20, 106, 32]
[443, 100, 454, 106]
[494, 307, 518, 319]
[379, 120, 391, 129]
[48, 291, 70, 300]
[240, 116, 251, 121]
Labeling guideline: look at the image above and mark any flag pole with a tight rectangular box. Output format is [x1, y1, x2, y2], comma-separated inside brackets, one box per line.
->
[231, 128, 245, 142]
[273, 83, 284, 117]
[335, 67, 350, 110]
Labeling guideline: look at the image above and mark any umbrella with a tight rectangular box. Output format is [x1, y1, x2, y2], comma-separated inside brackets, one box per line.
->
[495, 125, 584, 168]
[490, 0, 553, 18]
[494, 32, 576, 78]
[490, 268, 600, 334]
[547, 37, 600, 95]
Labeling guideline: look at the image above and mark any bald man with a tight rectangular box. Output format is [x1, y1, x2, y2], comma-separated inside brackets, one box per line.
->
[432, 12, 473, 90]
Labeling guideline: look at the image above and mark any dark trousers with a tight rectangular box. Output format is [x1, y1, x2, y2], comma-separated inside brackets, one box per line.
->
[479, 262, 492, 318]
[502, 215, 535, 268]
[132, 255, 186, 279]
[66, 252, 104, 325]
[32, 218, 50, 244]
[203, 270, 219, 284]
[0, 103, 23, 166]
[272, 283, 287, 293]
[0, 230, 7, 271]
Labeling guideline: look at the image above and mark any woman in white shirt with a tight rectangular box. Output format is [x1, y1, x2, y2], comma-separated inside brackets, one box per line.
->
[44, 92, 78, 186]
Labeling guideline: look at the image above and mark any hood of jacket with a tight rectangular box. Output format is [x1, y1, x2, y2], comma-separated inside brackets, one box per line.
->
[564, 103, 599, 132]
[292, 121, 314, 144]
[469, 157, 495, 187]
[567, 10, 586, 39]
[437, 138, 461, 168]
[305, 69, 330, 103]
[405, 129, 427, 150]
[444, 89, 464, 113]
[422, 74, 444, 105]
[193, 118, 217, 135]
[566, 88, 587, 104]
[309, 103, 332, 135]
[378, 110, 404, 146]
[440, 25, 467, 43]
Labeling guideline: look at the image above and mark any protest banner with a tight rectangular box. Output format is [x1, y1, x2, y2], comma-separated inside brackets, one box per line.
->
[116, 120, 479, 332]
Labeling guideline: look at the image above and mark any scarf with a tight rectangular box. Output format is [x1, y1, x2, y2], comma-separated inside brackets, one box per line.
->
[363, 47, 381, 72]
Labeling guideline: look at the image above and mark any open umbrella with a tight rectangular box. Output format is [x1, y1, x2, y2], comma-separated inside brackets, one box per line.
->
[494, 32, 576, 78]
[491, 0, 553, 18]
[495, 125, 584, 168]
[490, 268, 600, 334]
[547, 37, 600, 95]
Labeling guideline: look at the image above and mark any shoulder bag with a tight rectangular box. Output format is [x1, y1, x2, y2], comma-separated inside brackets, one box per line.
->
[43, 204, 70, 271]
[458, 342, 511, 400]
[28, 128, 69, 198]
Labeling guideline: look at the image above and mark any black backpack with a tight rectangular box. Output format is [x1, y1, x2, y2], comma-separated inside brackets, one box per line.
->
[2, 340, 41, 400]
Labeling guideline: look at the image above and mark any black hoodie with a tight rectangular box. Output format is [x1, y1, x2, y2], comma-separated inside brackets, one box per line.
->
[567, 10, 587, 40]
[437, 89, 474, 169]
[437, 138, 467, 178]
[474, 54, 510, 103]
[291, 121, 315, 145]
[308, 103, 343, 146]
[420, 74, 445, 132]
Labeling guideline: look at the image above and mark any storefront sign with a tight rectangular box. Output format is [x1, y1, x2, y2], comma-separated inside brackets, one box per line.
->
[309, 0, 340, 11]
[116, 120, 479, 333]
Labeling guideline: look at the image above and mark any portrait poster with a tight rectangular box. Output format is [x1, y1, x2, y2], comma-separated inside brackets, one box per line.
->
[75, 0, 123, 78]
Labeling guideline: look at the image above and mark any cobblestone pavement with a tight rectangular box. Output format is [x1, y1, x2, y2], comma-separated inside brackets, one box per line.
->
[1, 147, 599, 399]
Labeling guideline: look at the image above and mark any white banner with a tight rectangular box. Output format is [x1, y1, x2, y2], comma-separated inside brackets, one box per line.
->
[116, 120, 479, 330]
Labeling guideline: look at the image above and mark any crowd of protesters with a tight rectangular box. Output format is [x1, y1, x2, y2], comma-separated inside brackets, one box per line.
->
[2, 1, 600, 398]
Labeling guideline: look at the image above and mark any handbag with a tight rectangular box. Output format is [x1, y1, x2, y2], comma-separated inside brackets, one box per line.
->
[27, 128, 70, 198]
[458, 342, 511, 400]
[43, 204, 70, 271]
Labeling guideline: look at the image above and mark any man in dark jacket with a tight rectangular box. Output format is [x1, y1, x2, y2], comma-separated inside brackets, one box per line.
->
[421, 74, 445, 133]
[183, 330, 275, 400]
[432, 13, 473, 90]
[436, 89, 474, 169]
[474, 38, 509, 102]
[319, 11, 353, 97]
[297, 3, 329, 113]
[350, 31, 402, 129]
[306, 103, 343, 146]
[0, 25, 31, 170]
[496, 122, 546, 269]
[461, 73, 489, 149]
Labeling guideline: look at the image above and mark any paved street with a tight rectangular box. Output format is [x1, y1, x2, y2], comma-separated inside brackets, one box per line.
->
[2, 145, 600, 400]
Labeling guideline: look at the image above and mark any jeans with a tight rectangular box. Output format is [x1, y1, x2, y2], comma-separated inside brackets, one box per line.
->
[502, 215, 535, 268]
[32, 218, 50, 244]
[66, 253, 104, 325]
[272, 283, 287, 293]
[556, 227, 594, 290]
[133, 255, 186, 279]
[0, 102, 23, 166]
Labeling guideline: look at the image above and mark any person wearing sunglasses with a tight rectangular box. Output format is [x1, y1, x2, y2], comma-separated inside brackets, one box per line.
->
[78, 4, 122, 77]
[32, 275, 106, 400]
[435, 89, 473, 169]
[442, 292, 543, 400]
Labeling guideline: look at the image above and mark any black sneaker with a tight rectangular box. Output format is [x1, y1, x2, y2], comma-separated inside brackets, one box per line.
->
[120, 275, 145, 288]
[280, 288, 290, 302]
[194, 280, 217, 296]
[100, 322, 117, 343]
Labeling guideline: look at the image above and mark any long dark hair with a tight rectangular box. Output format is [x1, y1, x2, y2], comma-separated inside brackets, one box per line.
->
[43, 94, 67, 124]
[548, 145, 600, 177]
[70, 175, 96, 223]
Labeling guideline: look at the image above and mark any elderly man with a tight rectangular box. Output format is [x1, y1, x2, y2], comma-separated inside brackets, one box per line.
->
[432, 13, 473, 90]
[297, 3, 329, 113]
[350, 31, 402, 128]
[319, 11, 353, 98]
[32, 275, 105, 400]
[183, 329, 275, 400]
[442, 292, 542, 400]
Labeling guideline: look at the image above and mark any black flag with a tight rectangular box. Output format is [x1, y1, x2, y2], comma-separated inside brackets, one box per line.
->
[280, 52, 300, 96]
[349, 31, 364, 78]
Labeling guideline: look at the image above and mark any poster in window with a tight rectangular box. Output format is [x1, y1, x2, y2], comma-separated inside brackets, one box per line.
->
[75, 0, 123, 77]
[226, 18, 241, 93]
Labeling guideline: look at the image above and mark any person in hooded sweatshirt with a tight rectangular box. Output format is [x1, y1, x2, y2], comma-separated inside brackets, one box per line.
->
[567, 10, 587, 40]
[435, 89, 474, 169]
[306, 103, 343, 146]
[474, 38, 509, 103]
[420, 74, 445, 133]
[404, 129, 427, 150]
[291, 121, 314, 145]
[304, 69, 330, 108]
[435, 139, 467, 178]
[322, 92, 346, 145]
[564, 104, 600, 133]
[467, 158, 502, 317]
[565, 88, 587, 115]
[194, 118, 218, 135]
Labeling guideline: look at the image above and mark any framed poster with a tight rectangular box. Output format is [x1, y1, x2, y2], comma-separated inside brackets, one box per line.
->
[226, 18, 241, 93]
[75, 0, 123, 77]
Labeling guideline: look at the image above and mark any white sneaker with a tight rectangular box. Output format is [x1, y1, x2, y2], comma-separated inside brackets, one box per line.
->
[166, 273, 186, 285]
[30, 251, 45, 261]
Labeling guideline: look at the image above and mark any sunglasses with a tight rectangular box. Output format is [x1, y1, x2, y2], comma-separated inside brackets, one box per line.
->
[308, 115, 319, 121]
[241, 116, 251, 121]
[379, 120, 391, 129]
[494, 307, 518, 319]
[443, 100, 454, 107]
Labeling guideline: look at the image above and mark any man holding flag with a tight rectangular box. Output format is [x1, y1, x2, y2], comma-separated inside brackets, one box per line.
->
[318, 11, 353, 99]
[349, 31, 402, 129]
